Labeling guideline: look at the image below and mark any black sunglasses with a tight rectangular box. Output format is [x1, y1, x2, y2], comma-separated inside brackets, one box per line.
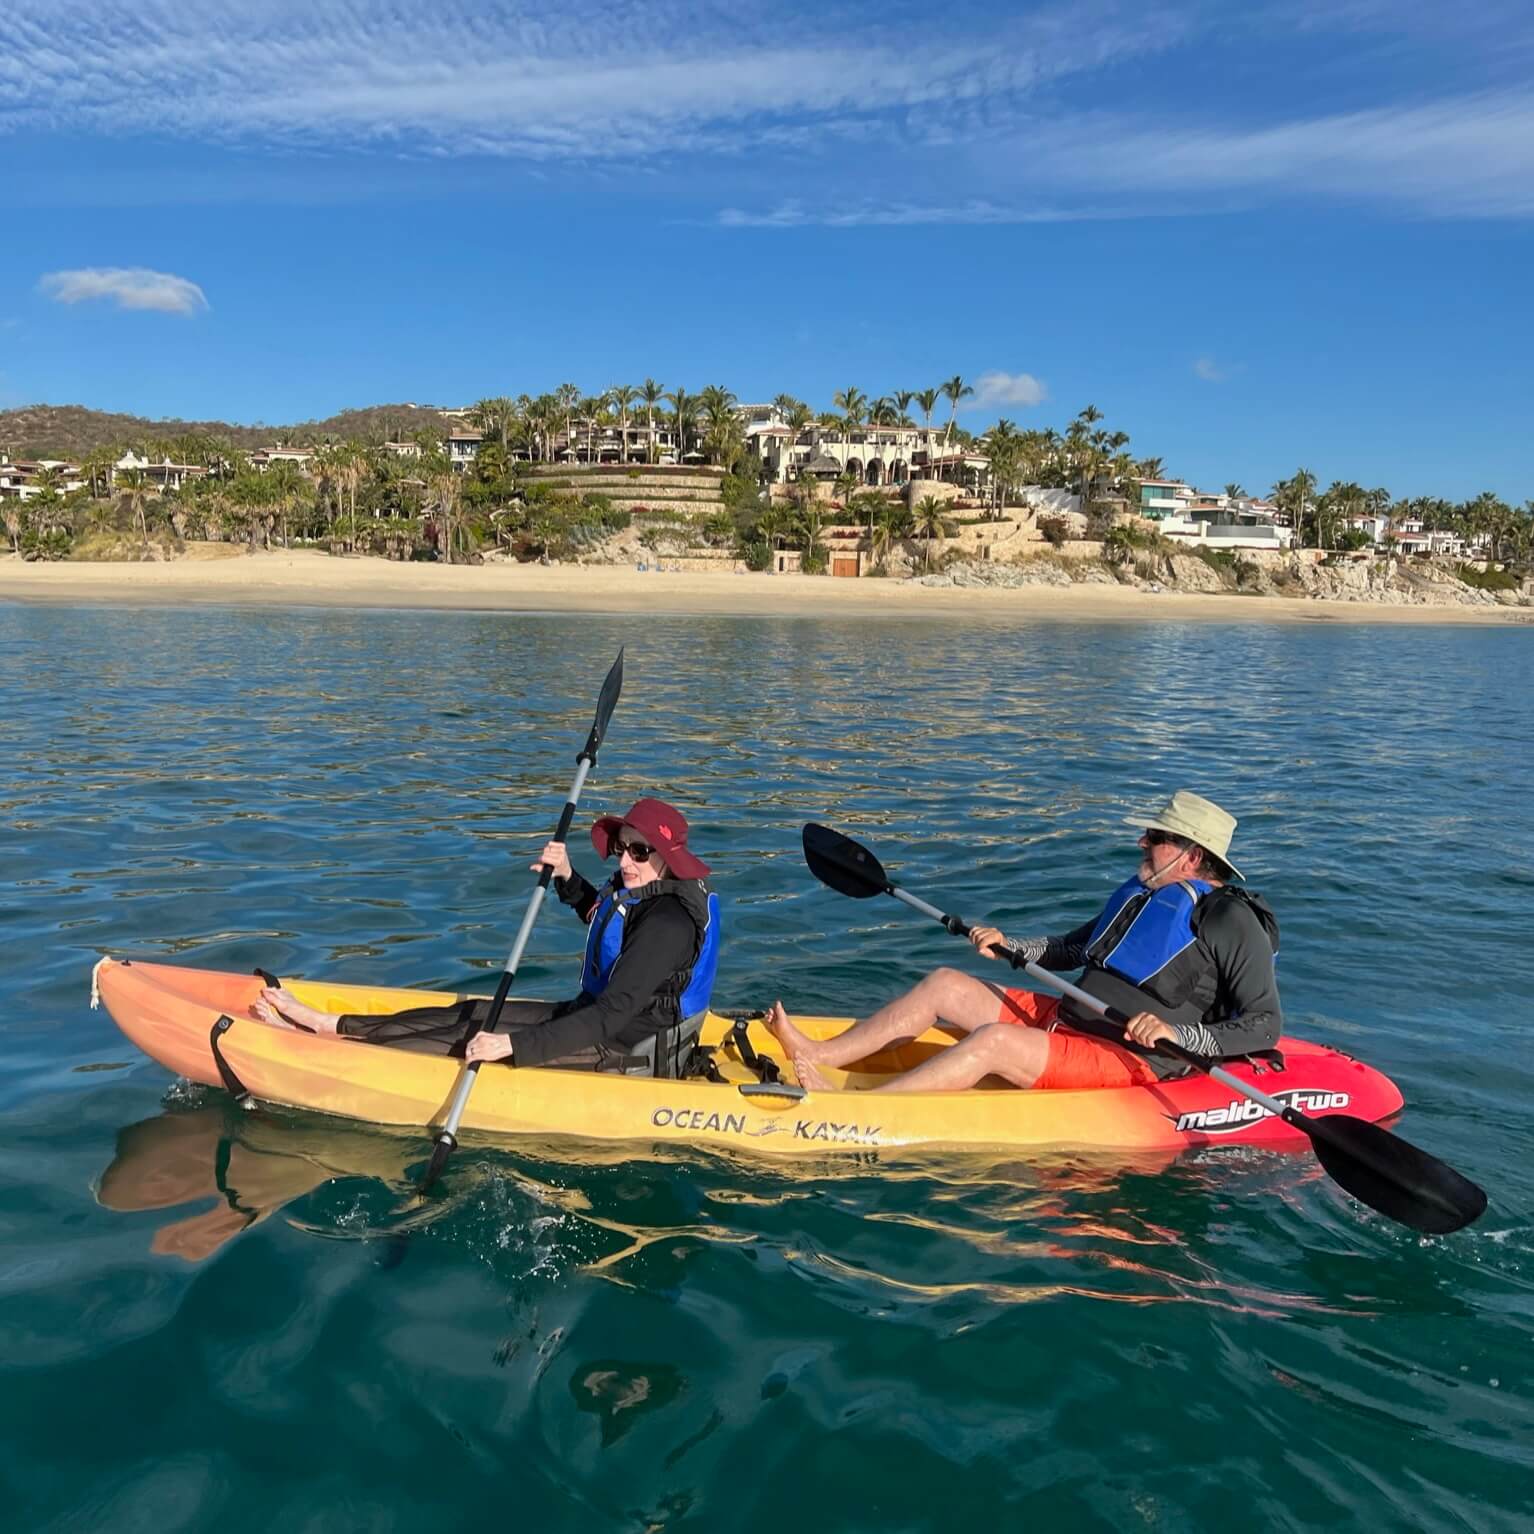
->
[1143, 829, 1188, 850]
[613, 839, 655, 862]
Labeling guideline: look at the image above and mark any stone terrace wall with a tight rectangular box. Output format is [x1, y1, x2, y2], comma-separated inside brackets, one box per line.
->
[524, 464, 727, 519]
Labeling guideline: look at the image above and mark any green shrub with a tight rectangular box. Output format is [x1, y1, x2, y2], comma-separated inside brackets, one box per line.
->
[23, 525, 75, 560]
[802, 546, 828, 575]
[1037, 515, 1069, 547]
[1457, 563, 1517, 591]
[742, 541, 773, 572]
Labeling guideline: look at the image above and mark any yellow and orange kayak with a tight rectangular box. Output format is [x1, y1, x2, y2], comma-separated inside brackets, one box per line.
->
[95, 958, 1405, 1157]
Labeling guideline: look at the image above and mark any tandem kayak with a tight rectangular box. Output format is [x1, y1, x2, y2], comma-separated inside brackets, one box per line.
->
[95, 958, 1405, 1158]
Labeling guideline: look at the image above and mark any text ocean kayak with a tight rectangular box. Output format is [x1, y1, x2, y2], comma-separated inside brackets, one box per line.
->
[95, 959, 1405, 1157]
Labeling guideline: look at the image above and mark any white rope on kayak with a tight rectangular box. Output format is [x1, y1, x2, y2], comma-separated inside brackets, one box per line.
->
[89, 956, 109, 1010]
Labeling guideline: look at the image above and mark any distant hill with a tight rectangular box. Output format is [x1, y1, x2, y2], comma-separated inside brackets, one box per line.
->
[0, 402, 461, 459]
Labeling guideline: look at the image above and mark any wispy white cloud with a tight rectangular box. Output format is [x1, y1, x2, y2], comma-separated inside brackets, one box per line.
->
[0, 1, 1166, 160]
[717, 200, 1129, 228]
[38, 267, 209, 315]
[1192, 357, 1228, 382]
[1022, 90, 1534, 218]
[2, 3, 1531, 222]
[971, 371, 1049, 409]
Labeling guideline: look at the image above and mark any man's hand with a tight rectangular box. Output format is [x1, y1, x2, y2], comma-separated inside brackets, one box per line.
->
[1122, 1011, 1176, 1049]
[465, 1032, 514, 1065]
[969, 925, 1010, 960]
[531, 840, 572, 881]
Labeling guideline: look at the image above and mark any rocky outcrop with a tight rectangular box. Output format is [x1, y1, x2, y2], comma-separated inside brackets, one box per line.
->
[916, 550, 1532, 610]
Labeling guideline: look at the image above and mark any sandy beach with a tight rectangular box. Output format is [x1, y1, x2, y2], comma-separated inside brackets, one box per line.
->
[1, 549, 1529, 624]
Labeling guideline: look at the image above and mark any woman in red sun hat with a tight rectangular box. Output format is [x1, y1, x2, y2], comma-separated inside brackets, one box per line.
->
[253, 797, 722, 1078]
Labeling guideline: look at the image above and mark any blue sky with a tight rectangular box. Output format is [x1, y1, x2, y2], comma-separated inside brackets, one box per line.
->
[2, 0, 1531, 500]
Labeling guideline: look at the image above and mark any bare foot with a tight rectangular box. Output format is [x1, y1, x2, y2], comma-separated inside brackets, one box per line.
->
[251, 995, 297, 1029]
[791, 1054, 831, 1092]
[764, 1000, 823, 1064]
[765, 1001, 829, 1091]
[257, 986, 340, 1036]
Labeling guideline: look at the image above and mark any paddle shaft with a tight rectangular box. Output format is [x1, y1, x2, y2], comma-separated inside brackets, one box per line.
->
[435, 758, 594, 1118]
[420, 654, 623, 1191]
[885, 883, 1300, 1120]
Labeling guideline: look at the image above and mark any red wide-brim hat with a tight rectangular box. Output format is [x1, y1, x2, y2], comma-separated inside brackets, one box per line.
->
[591, 796, 710, 880]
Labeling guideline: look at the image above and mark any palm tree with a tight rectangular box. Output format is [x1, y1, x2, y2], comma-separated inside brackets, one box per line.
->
[699, 384, 737, 428]
[871, 499, 914, 569]
[940, 376, 975, 458]
[116, 468, 151, 548]
[334, 447, 366, 550]
[578, 396, 606, 462]
[832, 387, 867, 428]
[665, 389, 696, 460]
[640, 378, 665, 460]
[702, 405, 744, 471]
[554, 383, 581, 459]
[985, 419, 1023, 515]
[609, 385, 638, 461]
[1273, 469, 1317, 546]
[893, 389, 915, 425]
[432, 471, 461, 564]
[1319, 480, 1369, 550]
[265, 460, 306, 548]
[1, 491, 24, 553]
[796, 501, 828, 568]
[914, 388, 940, 452]
[1224, 482, 1246, 500]
[834, 468, 859, 508]
[913, 494, 951, 571]
[82, 445, 117, 500]
[471, 397, 514, 450]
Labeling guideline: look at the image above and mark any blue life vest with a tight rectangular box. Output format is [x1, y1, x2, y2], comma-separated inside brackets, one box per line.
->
[580, 879, 722, 1020]
[1086, 875, 1214, 987]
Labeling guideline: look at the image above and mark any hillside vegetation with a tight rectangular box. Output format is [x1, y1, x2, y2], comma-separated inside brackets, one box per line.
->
[0, 403, 456, 459]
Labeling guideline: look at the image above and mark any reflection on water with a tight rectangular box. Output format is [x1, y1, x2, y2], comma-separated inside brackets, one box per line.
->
[4, 606, 1534, 1530]
[95, 1102, 412, 1262]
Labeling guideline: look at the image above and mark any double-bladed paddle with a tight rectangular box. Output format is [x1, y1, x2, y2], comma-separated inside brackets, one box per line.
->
[414, 649, 625, 1195]
[801, 821, 1487, 1235]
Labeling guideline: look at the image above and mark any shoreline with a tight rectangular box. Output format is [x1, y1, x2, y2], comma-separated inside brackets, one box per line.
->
[1, 550, 1529, 626]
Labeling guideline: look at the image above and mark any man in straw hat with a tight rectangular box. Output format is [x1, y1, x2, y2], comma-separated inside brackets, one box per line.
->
[767, 790, 1281, 1094]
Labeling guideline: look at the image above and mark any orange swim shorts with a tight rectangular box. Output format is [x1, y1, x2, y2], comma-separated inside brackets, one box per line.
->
[996, 987, 1161, 1091]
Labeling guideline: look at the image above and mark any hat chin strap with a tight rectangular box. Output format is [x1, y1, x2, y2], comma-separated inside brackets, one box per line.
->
[1143, 843, 1202, 891]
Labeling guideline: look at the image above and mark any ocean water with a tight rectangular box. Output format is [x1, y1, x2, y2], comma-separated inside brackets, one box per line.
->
[1, 603, 1531, 1532]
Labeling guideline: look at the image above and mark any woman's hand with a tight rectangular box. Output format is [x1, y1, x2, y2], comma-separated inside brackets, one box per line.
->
[1122, 1011, 1175, 1049]
[465, 1032, 514, 1064]
[531, 840, 572, 881]
[969, 925, 1010, 960]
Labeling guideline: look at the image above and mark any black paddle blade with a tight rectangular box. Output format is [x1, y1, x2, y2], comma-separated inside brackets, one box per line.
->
[802, 823, 889, 900]
[415, 1133, 455, 1198]
[585, 648, 625, 758]
[1303, 1113, 1488, 1234]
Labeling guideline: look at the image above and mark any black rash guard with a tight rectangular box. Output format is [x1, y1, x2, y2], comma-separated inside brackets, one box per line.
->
[1011, 887, 1282, 1074]
[509, 869, 701, 1067]
[334, 867, 705, 1070]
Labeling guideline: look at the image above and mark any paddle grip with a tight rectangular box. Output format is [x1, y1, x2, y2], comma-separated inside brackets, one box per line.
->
[538, 797, 581, 889]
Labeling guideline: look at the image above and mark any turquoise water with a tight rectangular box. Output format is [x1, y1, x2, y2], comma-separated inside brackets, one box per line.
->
[2, 604, 1531, 1532]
